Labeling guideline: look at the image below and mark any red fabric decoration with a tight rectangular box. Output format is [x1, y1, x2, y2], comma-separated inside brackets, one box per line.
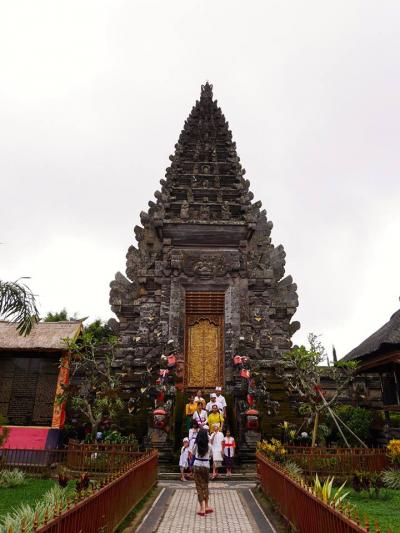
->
[157, 391, 165, 402]
[247, 394, 254, 406]
[159, 369, 169, 377]
[167, 355, 176, 367]
[240, 369, 250, 379]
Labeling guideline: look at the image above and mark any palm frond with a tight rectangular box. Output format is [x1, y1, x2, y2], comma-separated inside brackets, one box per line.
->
[0, 279, 39, 335]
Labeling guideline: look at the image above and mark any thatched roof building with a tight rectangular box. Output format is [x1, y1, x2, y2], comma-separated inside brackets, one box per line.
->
[0, 321, 82, 352]
[342, 309, 400, 365]
[343, 308, 400, 414]
[0, 320, 83, 429]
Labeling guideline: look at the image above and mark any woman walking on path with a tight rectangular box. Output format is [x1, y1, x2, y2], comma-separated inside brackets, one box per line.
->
[210, 423, 224, 479]
[190, 428, 214, 517]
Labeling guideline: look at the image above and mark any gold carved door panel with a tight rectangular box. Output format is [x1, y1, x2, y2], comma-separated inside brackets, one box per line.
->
[186, 316, 223, 389]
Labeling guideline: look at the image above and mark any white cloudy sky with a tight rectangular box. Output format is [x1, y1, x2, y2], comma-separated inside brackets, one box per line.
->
[1, 1, 399, 358]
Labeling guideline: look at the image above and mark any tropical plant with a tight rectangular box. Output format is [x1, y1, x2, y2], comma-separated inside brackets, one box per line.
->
[0, 485, 69, 533]
[58, 331, 124, 436]
[387, 439, 400, 465]
[283, 333, 358, 446]
[57, 467, 70, 488]
[0, 469, 26, 488]
[352, 471, 384, 497]
[313, 474, 349, 508]
[257, 438, 287, 462]
[0, 279, 39, 335]
[283, 460, 303, 480]
[382, 468, 400, 490]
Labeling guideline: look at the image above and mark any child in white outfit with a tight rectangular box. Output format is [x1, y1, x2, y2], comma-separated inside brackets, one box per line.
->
[179, 437, 190, 481]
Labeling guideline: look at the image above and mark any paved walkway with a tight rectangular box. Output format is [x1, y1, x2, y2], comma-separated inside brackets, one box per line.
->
[137, 481, 276, 533]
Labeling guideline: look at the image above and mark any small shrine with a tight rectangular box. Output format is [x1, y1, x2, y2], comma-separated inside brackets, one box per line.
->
[109, 83, 300, 452]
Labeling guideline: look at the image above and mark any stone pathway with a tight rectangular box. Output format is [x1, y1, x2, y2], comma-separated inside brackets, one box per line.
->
[137, 481, 276, 533]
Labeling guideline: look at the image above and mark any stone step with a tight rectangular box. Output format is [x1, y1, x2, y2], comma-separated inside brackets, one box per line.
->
[158, 471, 258, 481]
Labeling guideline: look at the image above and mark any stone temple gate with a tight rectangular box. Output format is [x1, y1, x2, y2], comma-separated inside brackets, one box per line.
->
[109, 83, 299, 449]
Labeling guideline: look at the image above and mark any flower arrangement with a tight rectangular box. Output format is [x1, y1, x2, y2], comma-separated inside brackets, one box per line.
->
[387, 439, 400, 465]
[257, 438, 287, 462]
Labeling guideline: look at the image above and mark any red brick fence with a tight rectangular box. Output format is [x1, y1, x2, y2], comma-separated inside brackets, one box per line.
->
[257, 452, 370, 533]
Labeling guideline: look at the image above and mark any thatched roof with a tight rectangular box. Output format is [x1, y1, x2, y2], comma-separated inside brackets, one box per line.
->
[343, 308, 400, 362]
[0, 321, 83, 352]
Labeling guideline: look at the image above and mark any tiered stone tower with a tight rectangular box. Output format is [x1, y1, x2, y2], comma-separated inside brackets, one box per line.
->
[110, 83, 299, 447]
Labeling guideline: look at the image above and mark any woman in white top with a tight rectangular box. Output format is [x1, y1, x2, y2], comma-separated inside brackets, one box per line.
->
[210, 423, 224, 479]
[190, 428, 214, 517]
[192, 402, 208, 428]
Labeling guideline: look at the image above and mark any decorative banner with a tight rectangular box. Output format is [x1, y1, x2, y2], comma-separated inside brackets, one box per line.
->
[51, 355, 69, 429]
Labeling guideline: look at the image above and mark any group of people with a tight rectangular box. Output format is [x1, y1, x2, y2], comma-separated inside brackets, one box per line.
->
[179, 387, 236, 517]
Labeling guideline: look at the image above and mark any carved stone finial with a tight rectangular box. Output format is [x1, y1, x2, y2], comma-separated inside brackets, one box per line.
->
[200, 82, 213, 101]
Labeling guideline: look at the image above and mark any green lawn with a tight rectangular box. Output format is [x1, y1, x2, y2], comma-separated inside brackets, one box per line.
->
[346, 488, 400, 533]
[0, 478, 56, 518]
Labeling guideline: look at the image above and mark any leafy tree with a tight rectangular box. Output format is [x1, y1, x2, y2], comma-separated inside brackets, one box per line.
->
[283, 333, 358, 446]
[44, 309, 69, 322]
[84, 319, 114, 342]
[58, 331, 124, 436]
[0, 279, 39, 335]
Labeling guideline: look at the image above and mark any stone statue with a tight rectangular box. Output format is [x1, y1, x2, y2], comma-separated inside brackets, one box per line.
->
[221, 201, 230, 220]
[180, 200, 190, 219]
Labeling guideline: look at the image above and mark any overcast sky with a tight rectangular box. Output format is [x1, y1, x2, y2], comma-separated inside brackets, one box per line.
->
[1, 1, 399, 358]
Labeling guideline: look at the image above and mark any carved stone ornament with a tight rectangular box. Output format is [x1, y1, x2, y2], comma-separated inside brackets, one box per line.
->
[181, 253, 240, 278]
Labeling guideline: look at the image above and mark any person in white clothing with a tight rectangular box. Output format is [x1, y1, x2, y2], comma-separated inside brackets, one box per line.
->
[190, 428, 214, 516]
[222, 429, 235, 476]
[192, 402, 208, 428]
[210, 423, 224, 479]
[179, 437, 190, 481]
[215, 386, 227, 417]
[206, 393, 223, 413]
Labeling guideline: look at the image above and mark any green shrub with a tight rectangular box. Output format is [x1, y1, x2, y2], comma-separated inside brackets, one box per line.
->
[382, 468, 400, 490]
[352, 471, 384, 498]
[0, 469, 26, 488]
[329, 405, 373, 446]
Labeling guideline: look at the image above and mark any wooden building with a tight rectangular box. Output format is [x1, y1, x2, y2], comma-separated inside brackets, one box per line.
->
[343, 308, 400, 437]
[0, 321, 82, 448]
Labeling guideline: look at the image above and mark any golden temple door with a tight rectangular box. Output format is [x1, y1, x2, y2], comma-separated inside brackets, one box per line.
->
[184, 292, 224, 389]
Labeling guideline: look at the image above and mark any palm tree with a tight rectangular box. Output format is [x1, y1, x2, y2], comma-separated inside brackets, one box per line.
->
[0, 279, 39, 335]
